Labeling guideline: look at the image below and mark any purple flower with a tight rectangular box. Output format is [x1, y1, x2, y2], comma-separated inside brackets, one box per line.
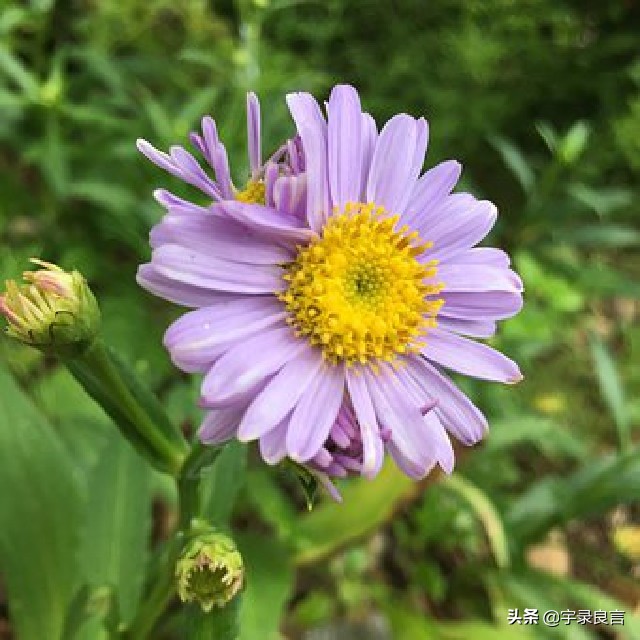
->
[138, 85, 523, 497]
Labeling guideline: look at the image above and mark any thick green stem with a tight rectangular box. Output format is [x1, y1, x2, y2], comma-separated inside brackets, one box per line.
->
[69, 339, 188, 474]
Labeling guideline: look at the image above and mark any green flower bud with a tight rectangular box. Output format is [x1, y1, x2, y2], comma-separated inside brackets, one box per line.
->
[176, 532, 244, 612]
[0, 259, 100, 357]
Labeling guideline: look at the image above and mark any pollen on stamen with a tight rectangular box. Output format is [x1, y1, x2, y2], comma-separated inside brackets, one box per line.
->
[278, 202, 444, 366]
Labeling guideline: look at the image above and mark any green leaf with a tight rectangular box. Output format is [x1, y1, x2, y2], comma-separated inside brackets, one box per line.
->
[78, 432, 154, 626]
[558, 120, 590, 165]
[486, 415, 588, 460]
[31, 367, 111, 472]
[385, 600, 536, 640]
[0, 46, 39, 97]
[237, 534, 294, 640]
[62, 585, 116, 640]
[490, 571, 593, 640]
[489, 135, 534, 193]
[566, 185, 633, 218]
[0, 365, 83, 640]
[200, 441, 247, 525]
[590, 337, 631, 452]
[444, 474, 510, 569]
[245, 467, 298, 539]
[558, 223, 640, 248]
[492, 570, 640, 640]
[535, 121, 557, 153]
[507, 449, 640, 545]
[291, 461, 416, 566]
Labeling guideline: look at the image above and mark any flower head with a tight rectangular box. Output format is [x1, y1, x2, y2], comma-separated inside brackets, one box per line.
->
[138, 85, 523, 496]
[1, 259, 100, 356]
[176, 531, 244, 612]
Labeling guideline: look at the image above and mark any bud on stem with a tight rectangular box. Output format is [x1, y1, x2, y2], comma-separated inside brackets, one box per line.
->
[0, 259, 100, 356]
[176, 531, 244, 612]
[2, 259, 189, 475]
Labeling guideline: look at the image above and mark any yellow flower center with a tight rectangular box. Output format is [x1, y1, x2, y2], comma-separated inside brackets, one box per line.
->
[279, 202, 443, 365]
[235, 179, 266, 204]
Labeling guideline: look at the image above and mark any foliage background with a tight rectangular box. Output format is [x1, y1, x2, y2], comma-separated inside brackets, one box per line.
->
[1, 0, 639, 638]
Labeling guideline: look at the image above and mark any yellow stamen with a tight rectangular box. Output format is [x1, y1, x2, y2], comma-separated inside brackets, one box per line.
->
[235, 179, 266, 204]
[278, 202, 443, 365]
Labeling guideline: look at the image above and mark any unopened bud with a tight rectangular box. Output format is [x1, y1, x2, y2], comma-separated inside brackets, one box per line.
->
[176, 532, 244, 612]
[0, 259, 100, 356]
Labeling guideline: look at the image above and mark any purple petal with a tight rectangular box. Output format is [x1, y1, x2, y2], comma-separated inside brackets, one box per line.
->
[287, 92, 329, 231]
[317, 475, 344, 502]
[264, 161, 279, 208]
[217, 201, 315, 244]
[345, 367, 384, 478]
[310, 447, 334, 470]
[151, 244, 285, 294]
[169, 145, 222, 200]
[410, 117, 429, 181]
[247, 92, 261, 175]
[138, 139, 223, 197]
[455, 247, 512, 268]
[286, 136, 305, 174]
[259, 416, 289, 464]
[238, 346, 324, 441]
[423, 410, 455, 474]
[422, 198, 498, 262]
[403, 160, 461, 228]
[150, 211, 294, 265]
[422, 328, 523, 383]
[360, 112, 378, 197]
[403, 356, 488, 445]
[328, 85, 363, 209]
[440, 291, 524, 321]
[366, 114, 425, 215]
[273, 174, 307, 221]
[136, 263, 234, 308]
[437, 316, 497, 339]
[201, 326, 305, 406]
[163, 298, 287, 372]
[153, 189, 210, 215]
[200, 116, 220, 163]
[211, 142, 234, 199]
[364, 368, 436, 479]
[436, 264, 523, 294]
[385, 362, 455, 473]
[286, 363, 345, 462]
[199, 406, 244, 445]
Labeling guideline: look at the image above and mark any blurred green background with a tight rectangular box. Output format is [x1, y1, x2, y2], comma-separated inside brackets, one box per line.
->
[1, 0, 639, 638]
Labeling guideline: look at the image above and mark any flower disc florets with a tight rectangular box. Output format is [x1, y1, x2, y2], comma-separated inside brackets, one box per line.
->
[279, 202, 443, 365]
[235, 179, 266, 204]
[176, 532, 244, 612]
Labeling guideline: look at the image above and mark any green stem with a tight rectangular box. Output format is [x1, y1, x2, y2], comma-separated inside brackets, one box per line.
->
[123, 540, 181, 640]
[124, 443, 224, 638]
[70, 339, 188, 474]
[178, 441, 223, 529]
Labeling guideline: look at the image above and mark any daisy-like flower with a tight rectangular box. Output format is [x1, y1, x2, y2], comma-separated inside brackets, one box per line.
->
[138, 85, 523, 497]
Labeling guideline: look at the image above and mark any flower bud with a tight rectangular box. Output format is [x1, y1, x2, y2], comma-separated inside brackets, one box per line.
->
[176, 532, 244, 612]
[0, 259, 100, 357]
